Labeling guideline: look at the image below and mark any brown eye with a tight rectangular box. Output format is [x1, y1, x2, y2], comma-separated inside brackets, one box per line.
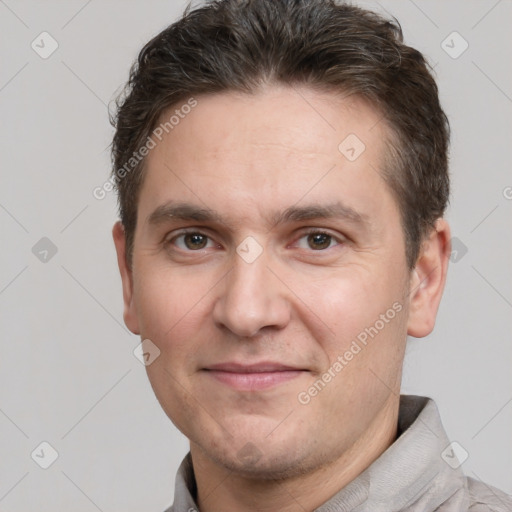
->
[183, 233, 208, 250]
[306, 233, 333, 250]
[171, 232, 213, 251]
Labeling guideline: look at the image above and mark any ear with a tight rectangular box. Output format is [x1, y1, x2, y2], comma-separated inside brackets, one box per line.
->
[407, 218, 451, 338]
[112, 221, 140, 335]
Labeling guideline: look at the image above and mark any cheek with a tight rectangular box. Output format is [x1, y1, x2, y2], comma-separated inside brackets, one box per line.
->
[135, 270, 214, 418]
[299, 274, 407, 423]
[133, 267, 210, 349]
[300, 267, 407, 360]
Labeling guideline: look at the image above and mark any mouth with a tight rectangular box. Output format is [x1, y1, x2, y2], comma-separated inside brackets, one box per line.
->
[202, 362, 308, 391]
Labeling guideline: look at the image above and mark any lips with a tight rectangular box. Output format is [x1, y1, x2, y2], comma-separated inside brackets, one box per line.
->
[206, 362, 302, 373]
[203, 361, 306, 391]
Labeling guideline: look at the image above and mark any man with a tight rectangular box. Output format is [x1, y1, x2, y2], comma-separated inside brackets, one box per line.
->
[110, 0, 512, 510]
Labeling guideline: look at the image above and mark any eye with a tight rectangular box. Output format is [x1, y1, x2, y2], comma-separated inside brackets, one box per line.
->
[170, 232, 216, 251]
[295, 230, 342, 251]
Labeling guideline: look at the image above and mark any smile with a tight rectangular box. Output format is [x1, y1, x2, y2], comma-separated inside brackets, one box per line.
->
[203, 362, 307, 391]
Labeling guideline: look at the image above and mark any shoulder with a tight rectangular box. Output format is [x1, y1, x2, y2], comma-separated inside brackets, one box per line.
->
[466, 477, 512, 512]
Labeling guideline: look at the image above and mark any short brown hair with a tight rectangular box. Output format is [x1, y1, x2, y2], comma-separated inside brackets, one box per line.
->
[111, 0, 450, 268]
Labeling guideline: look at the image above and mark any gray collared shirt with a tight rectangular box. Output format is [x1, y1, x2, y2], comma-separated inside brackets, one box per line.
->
[165, 395, 512, 511]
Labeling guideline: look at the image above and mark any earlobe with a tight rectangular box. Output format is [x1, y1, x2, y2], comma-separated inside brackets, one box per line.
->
[112, 221, 140, 335]
[406, 219, 451, 338]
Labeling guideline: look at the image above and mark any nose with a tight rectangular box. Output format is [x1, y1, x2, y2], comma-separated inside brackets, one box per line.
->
[212, 250, 291, 338]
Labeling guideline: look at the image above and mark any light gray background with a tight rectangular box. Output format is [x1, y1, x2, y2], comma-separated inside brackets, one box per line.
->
[0, 0, 511, 510]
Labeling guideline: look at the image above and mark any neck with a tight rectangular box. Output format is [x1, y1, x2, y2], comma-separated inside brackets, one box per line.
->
[190, 397, 399, 512]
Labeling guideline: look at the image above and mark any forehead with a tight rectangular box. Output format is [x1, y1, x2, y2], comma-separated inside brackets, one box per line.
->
[155, 85, 385, 158]
[138, 85, 397, 227]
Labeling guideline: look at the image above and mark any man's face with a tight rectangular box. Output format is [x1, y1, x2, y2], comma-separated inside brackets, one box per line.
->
[116, 85, 414, 478]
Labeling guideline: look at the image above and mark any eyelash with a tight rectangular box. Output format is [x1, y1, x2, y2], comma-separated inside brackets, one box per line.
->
[296, 228, 344, 250]
[168, 230, 219, 251]
[166, 228, 344, 253]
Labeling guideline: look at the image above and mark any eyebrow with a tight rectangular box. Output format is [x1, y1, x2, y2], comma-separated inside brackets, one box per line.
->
[147, 201, 369, 229]
[147, 203, 224, 225]
[271, 203, 367, 226]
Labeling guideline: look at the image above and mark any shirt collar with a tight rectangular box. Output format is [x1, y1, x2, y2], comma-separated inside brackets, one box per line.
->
[168, 395, 467, 512]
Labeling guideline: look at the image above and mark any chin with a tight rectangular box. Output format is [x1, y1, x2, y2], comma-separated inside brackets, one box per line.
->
[197, 426, 323, 481]
[214, 448, 313, 481]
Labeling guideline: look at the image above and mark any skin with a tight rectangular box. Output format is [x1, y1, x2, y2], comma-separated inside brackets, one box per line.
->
[113, 84, 450, 512]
